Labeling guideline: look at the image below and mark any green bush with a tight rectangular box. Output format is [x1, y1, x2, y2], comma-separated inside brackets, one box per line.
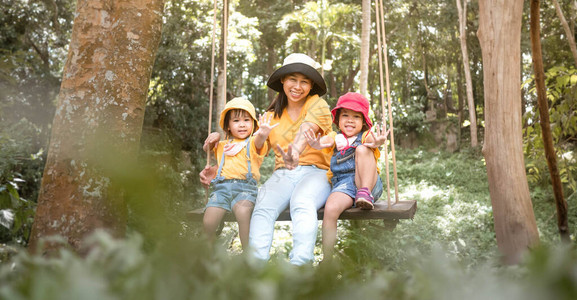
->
[1, 231, 577, 299]
[523, 66, 577, 196]
[0, 120, 43, 246]
[334, 148, 495, 271]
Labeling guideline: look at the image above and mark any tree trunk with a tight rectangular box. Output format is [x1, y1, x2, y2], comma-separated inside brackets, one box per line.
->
[457, 64, 464, 148]
[343, 66, 360, 94]
[478, 0, 540, 264]
[552, 0, 577, 68]
[267, 46, 276, 102]
[530, 0, 570, 242]
[327, 43, 338, 96]
[329, 72, 338, 96]
[478, 0, 539, 264]
[28, 0, 164, 254]
[456, 0, 479, 147]
[359, 0, 371, 96]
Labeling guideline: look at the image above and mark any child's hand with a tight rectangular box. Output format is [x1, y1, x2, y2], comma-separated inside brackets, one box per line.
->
[304, 129, 332, 150]
[203, 132, 221, 152]
[199, 165, 218, 187]
[277, 144, 299, 170]
[363, 123, 390, 149]
[254, 113, 279, 138]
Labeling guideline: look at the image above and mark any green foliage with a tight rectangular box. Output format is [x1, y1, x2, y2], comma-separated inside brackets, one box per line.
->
[392, 100, 428, 135]
[2, 230, 577, 299]
[0, 120, 43, 246]
[334, 148, 496, 271]
[523, 66, 577, 195]
[0, 0, 74, 246]
[117, 128, 203, 246]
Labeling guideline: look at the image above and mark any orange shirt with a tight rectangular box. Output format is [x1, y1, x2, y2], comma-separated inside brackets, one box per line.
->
[265, 95, 333, 170]
[213, 137, 269, 182]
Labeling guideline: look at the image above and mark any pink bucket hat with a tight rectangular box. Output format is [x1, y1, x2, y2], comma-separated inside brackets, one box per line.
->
[331, 92, 373, 129]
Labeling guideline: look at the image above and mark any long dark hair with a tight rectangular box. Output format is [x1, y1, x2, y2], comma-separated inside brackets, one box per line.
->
[266, 91, 288, 118]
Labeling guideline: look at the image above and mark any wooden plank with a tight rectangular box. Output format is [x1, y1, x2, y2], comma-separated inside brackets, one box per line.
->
[187, 200, 416, 222]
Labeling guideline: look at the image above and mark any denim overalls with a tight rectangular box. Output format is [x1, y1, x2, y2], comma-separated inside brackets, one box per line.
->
[206, 137, 258, 211]
[330, 131, 364, 186]
[329, 131, 383, 201]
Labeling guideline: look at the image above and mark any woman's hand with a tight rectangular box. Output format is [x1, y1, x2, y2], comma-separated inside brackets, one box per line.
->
[304, 129, 332, 150]
[203, 132, 221, 152]
[363, 124, 390, 149]
[277, 144, 300, 170]
[199, 165, 218, 187]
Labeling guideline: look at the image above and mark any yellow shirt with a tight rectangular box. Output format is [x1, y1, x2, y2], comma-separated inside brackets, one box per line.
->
[213, 137, 268, 182]
[265, 95, 333, 170]
[325, 130, 381, 181]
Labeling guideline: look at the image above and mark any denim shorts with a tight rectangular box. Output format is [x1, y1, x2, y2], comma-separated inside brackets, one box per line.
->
[206, 179, 258, 211]
[331, 173, 383, 206]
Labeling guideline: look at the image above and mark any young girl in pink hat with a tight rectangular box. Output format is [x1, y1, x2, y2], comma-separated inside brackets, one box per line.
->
[304, 92, 388, 260]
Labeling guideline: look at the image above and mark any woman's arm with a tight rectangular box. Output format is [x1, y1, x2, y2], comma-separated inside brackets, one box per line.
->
[278, 122, 320, 170]
[293, 121, 320, 153]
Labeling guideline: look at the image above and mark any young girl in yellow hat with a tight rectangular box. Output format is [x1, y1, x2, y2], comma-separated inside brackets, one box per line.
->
[200, 97, 277, 249]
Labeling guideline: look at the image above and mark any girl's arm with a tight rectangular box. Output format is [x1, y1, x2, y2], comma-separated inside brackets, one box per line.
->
[199, 165, 217, 187]
[253, 113, 279, 151]
[363, 124, 390, 149]
[203, 132, 221, 152]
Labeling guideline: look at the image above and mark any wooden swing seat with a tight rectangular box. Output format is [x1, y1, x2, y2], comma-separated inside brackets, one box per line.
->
[187, 199, 416, 222]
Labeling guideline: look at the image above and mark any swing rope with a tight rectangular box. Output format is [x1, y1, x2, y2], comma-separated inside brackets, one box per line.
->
[206, 0, 229, 203]
[375, 0, 400, 205]
[206, 0, 218, 202]
[223, 0, 228, 95]
[374, 0, 391, 208]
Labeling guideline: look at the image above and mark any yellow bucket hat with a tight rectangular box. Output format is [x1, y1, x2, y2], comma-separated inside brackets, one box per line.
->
[219, 97, 259, 132]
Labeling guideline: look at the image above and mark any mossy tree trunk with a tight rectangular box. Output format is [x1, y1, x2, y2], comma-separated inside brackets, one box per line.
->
[478, 0, 540, 264]
[28, 0, 165, 254]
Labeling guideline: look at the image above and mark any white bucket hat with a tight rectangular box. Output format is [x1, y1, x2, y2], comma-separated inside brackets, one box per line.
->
[266, 53, 327, 96]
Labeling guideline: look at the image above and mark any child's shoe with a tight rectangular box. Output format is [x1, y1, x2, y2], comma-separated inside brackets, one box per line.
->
[355, 187, 374, 210]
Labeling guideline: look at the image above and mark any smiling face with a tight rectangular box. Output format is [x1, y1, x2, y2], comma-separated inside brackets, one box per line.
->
[337, 108, 365, 137]
[281, 73, 313, 105]
[225, 109, 254, 139]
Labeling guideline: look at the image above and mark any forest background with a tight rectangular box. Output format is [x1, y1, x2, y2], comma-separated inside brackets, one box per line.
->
[1, 0, 577, 298]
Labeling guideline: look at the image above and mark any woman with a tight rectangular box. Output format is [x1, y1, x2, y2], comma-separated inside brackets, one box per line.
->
[248, 53, 333, 265]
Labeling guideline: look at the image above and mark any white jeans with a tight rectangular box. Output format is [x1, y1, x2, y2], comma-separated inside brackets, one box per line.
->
[249, 165, 331, 265]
